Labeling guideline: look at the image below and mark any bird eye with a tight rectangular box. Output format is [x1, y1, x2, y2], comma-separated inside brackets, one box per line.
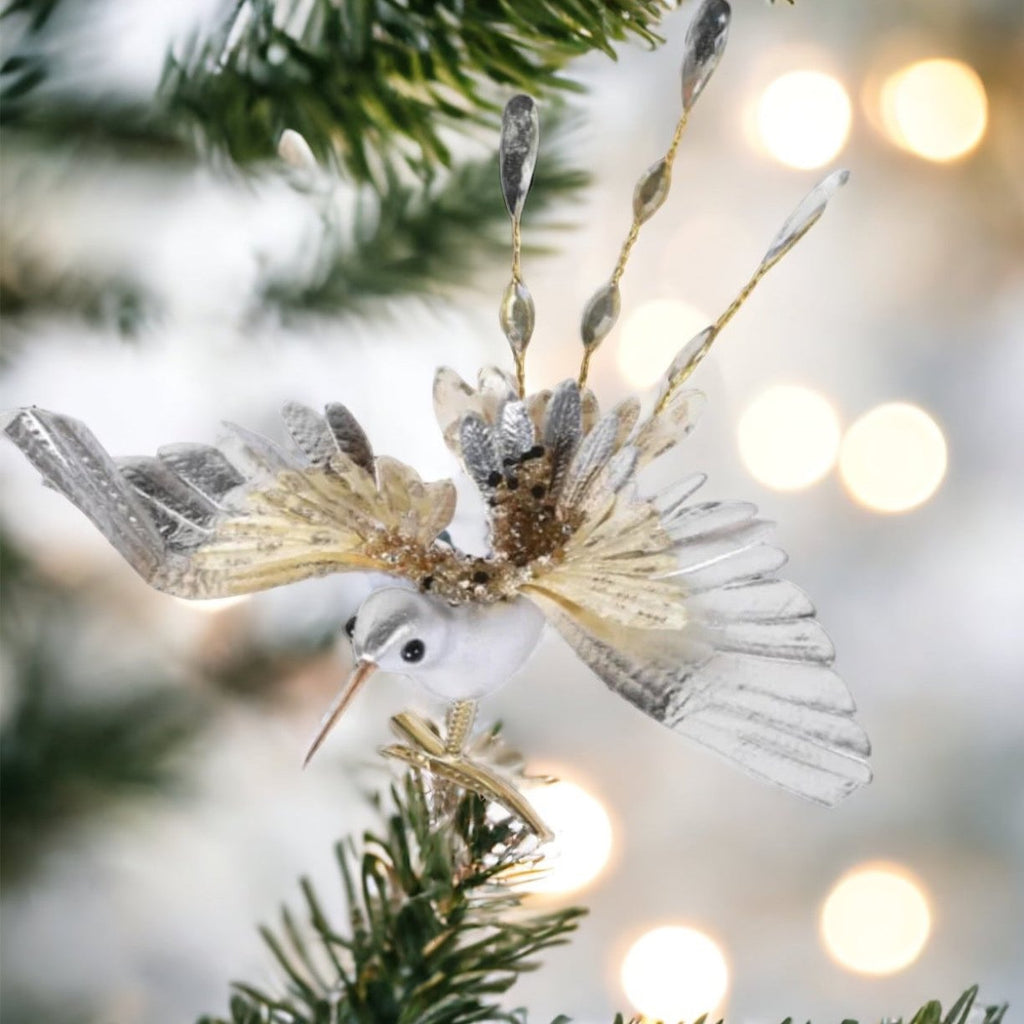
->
[344, 615, 357, 639]
[401, 639, 426, 663]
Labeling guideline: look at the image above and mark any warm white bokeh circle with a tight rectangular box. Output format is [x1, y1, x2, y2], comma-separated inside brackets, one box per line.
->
[839, 402, 947, 512]
[737, 384, 841, 491]
[521, 780, 613, 896]
[755, 70, 852, 169]
[821, 863, 932, 975]
[880, 58, 987, 162]
[616, 299, 710, 390]
[621, 925, 729, 1020]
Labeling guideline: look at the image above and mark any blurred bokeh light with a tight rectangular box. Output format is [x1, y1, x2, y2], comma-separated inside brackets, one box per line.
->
[616, 299, 710, 390]
[821, 863, 932, 975]
[754, 70, 852, 169]
[519, 778, 614, 897]
[736, 384, 841, 490]
[839, 402, 947, 512]
[620, 925, 729, 1020]
[879, 59, 988, 162]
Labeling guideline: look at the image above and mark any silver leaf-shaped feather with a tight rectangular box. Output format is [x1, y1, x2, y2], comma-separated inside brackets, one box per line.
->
[117, 455, 218, 536]
[498, 400, 535, 465]
[281, 401, 336, 466]
[4, 408, 166, 576]
[325, 403, 375, 474]
[544, 380, 583, 498]
[158, 443, 245, 506]
[459, 413, 502, 492]
[558, 408, 621, 514]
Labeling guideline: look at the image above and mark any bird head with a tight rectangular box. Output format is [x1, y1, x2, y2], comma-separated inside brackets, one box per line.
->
[347, 587, 450, 676]
[304, 588, 450, 765]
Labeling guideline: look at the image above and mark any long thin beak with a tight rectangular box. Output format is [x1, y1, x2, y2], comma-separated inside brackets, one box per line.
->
[303, 659, 377, 768]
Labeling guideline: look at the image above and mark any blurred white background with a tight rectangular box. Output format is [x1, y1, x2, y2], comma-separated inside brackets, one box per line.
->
[1, 0, 1022, 1021]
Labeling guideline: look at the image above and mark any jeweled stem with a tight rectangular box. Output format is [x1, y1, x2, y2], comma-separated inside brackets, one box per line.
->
[445, 699, 478, 755]
[577, 0, 733, 387]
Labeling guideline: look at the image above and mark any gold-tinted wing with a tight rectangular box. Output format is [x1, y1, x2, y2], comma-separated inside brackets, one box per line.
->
[5, 404, 456, 598]
[531, 390, 870, 804]
[435, 370, 870, 805]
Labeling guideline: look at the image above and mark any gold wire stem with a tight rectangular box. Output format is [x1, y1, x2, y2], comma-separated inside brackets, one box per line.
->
[510, 218, 528, 398]
[577, 349, 593, 389]
[652, 260, 772, 416]
[609, 112, 688, 289]
[610, 222, 642, 289]
[444, 699, 477, 755]
[579, 111, 690, 388]
[713, 262, 768, 337]
[514, 353, 527, 399]
[511, 219, 523, 284]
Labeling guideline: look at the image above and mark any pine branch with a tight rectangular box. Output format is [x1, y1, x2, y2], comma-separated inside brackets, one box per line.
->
[3, 0, 613, 328]
[195, 767, 1008, 1024]
[197, 772, 586, 1024]
[262, 113, 587, 318]
[164, 0, 669, 184]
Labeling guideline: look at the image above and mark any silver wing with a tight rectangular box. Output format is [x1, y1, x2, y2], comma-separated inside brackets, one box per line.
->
[4, 403, 456, 598]
[437, 369, 871, 806]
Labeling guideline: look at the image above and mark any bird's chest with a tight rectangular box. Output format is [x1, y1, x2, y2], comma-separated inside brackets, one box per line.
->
[419, 597, 546, 701]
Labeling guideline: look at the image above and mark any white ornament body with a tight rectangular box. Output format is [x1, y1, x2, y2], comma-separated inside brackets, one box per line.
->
[353, 588, 545, 701]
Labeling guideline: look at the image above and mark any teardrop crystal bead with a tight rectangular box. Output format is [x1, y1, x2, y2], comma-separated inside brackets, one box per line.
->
[499, 279, 536, 354]
[580, 282, 621, 350]
[666, 325, 716, 384]
[500, 95, 540, 220]
[681, 0, 731, 112]
[761, 168, 849, 271]
[633, 158, 672, 224]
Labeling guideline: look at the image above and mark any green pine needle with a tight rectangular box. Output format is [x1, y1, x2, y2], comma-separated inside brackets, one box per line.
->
[164, 0, 670, 184]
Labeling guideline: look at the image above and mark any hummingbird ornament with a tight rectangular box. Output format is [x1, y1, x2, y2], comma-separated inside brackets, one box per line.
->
[4, 0, 870, 840]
